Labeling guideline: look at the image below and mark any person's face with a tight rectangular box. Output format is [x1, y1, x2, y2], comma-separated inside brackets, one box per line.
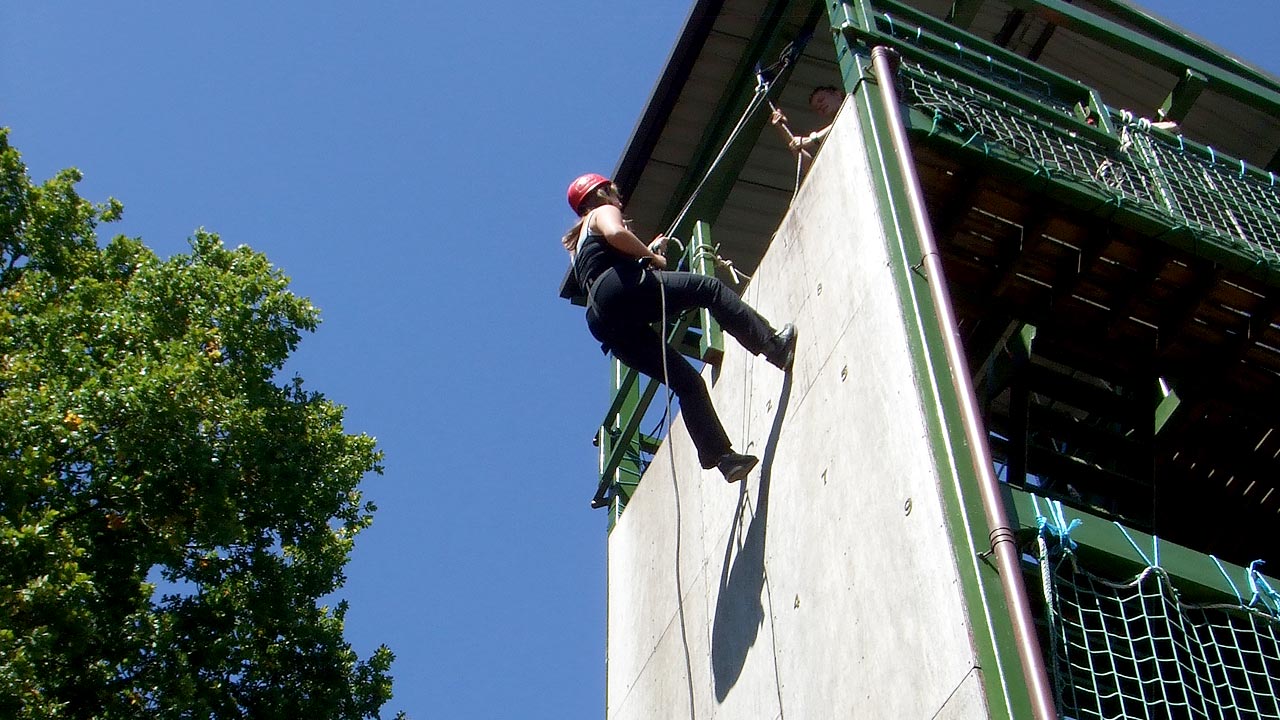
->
[810, 89, 842, 118]
[603, 184, 623, 208]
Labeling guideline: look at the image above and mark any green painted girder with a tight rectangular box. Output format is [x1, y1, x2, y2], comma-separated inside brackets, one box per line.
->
[835, 0, 1118, 147]
[599, 357, 657, 509]
[1084, 0, 1280, 95]
[1158, 68, 1208, 123]
[659, 0, 827, 241]
[831, 43, 1035, 720]
[593, 222, 732, 520]
[1003, 0, 1280, 118]
[690, 222, 725, 366]
[1004, 485, 1279, 606]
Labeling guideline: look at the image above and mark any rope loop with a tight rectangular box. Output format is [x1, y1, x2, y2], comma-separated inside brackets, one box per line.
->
[1033, 497, 1080, 554]
[1247, 560, 1280, 616]
[929, 110, 943, 136]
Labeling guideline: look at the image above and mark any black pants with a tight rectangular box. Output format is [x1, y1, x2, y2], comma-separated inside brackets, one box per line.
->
[586, 265, 777, 469]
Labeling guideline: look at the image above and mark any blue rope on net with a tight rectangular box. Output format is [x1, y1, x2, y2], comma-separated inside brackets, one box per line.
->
[1246, 560, 1280, 617]
[1210, 555, 1248, 606]
[1033, 496, 1081, 553]
[1114, 522, 1160, 568]
[929, 109, 944, 137]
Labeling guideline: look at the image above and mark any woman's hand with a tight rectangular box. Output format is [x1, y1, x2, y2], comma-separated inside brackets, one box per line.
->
[646, 235, 670, 269]
[770, 108, 789, 126]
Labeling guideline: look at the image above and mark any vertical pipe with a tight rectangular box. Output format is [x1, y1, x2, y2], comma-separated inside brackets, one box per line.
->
[869, 46, 1059, 720]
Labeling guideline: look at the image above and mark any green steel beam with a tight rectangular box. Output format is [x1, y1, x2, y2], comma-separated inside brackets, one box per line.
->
[835, 41, 1033, 719]
[834, 0, 1118, 148]
[1084, 0, 1280, 95]
[690, 221, 725, 365]
[1158, 68, 1208, 123]
[602, 358, 657, 508]
[1004, 0, 1280, 117]
[600, 377, 656, 498]
[1004, 485, 1280, 605]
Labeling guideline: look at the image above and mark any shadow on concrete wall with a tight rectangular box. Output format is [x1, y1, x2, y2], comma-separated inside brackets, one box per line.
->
[712, 374, 793, 703]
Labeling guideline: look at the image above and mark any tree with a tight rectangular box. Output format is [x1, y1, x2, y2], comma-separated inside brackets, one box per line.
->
[0, 128, 399, 719]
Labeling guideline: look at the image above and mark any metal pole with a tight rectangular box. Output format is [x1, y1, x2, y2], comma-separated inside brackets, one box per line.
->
[869, 45, 1059, 720]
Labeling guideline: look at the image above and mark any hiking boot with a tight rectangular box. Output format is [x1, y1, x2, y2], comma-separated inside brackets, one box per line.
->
[717, 452, 759, 483]
[766, 323, 797, 371]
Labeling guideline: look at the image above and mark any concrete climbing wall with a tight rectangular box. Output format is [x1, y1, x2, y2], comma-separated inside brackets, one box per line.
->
[605, 102, 995, 719]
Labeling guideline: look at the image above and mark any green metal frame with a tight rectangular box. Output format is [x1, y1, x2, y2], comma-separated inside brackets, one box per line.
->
[1004, 485, 1280, 607]
[839, 0, 1119, 146]
[593, 226, 726, 526]
[832, 34, 1036, 717]
[1001, 0, 1280, 116]
[831, 0, 1280, 285]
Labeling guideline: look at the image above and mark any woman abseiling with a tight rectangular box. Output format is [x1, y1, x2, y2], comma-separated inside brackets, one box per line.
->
[563, 173, 796, 483]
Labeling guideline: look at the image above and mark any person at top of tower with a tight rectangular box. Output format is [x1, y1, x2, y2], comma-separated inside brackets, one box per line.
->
[561, 173, 796, 484]
[769, 85, 844, 169]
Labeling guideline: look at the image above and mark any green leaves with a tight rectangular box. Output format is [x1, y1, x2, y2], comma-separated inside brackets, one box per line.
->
[0, 130, 395, 718]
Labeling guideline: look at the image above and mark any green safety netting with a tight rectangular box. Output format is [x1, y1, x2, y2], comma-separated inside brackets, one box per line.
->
[892, 58, 1280, 268]
[1035, 517, 1280, 719]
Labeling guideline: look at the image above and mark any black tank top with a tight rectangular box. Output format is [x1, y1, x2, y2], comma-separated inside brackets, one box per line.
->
[573, 211, 631, 292]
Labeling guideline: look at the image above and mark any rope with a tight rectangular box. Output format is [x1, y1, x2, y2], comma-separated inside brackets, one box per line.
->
[665, 85, 771, 239]
[1210, 555, 1247, 606]
[657, 36, 803, 279]
[1114, 522, 1156, 568]
[1247, 560, 1280, 615]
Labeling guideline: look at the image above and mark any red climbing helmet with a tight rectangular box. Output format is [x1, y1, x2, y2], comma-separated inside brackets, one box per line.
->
[567, 173, 611, 214]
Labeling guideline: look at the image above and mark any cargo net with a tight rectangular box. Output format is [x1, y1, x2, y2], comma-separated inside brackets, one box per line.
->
[1140, 134, 1280, 263]
[895, 61, 1280, 267]
[1036, 528, 1280, 719]
[874, 15, 1073, 116]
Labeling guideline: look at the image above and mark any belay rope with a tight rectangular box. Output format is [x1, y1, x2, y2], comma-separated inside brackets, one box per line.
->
[661, 33, 809, 282]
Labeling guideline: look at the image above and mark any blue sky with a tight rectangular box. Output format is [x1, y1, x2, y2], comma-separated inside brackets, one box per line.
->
[2, 2, 1276, 718]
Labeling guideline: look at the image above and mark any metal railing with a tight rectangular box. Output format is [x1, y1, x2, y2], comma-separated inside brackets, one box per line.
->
[590, 222, 726, 525]
[894, 58, 1280, 270]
